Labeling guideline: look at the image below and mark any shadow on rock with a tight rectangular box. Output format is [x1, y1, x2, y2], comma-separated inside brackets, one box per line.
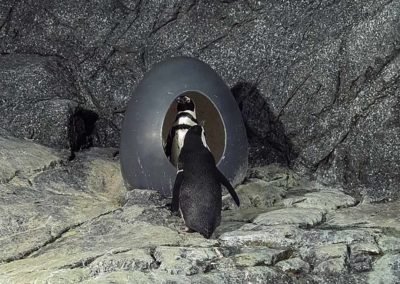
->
[68, 107, 99, 158]
[231, 82, 298, 167]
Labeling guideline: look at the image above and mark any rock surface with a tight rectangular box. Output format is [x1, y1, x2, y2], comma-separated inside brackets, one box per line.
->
[0, 0, 399, 199]
[1, 133, 399, 283]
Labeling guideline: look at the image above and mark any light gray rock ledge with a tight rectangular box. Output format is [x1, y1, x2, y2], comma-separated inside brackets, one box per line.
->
[0, 134, 399, 283]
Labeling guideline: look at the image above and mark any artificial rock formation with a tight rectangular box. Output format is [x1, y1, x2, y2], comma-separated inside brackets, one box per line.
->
[0, 133, 399, 283]
[0, 0, 398, 200]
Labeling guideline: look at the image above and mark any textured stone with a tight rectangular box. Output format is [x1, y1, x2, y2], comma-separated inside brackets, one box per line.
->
[351, 243, 380, 255]
[0, 134, 68, 183]
[82, 271, 191, 284]
[0, 0, 398, 199]
[89, 249, 154, 275]
[219, 225, 300, 248]
[0, 209, 182, 282]
[368, 254, 400, 284]
[190, 266, 294, 284]
[232, 247, 290, 267]
[313, 258, 347, 274]
[377, 235, 400, 253]
[177, 234, 220, 248]
[349, 242, 381, 272]
[219, 224, 376, 250]
[124, 188, 166, 207]
[312, 244, 348, 263]
[283, 190, 357, 211]
[275, 257, 310, 274]
[154, 246, 217, 276]
[253, 207, 324, 227]
[1, 130, 400, 283]
[0, 144, 125, 264]
[299, 243, 349, 274]
[0, 183, 117, 263]
[325, 201, 400, 232]
[247, 165, 299, 188]
[223, 178, 286, 209]
[0, 55, 81, 148]
[0, 268, 91, 284]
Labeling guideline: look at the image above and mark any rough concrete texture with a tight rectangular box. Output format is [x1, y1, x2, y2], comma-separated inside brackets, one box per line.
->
[0, 0, 398, 200]
[0, 133, 399, 283]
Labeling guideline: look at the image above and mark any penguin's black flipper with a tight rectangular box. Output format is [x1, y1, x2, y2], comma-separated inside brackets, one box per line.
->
[216, 169, 240, 207]
[165, 131, 173, 159]
[171, 170, 184, 213]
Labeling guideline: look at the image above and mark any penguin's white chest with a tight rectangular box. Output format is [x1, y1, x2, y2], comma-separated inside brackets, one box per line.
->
[173, 128, 189, 152]
[172, 116, 198, 157]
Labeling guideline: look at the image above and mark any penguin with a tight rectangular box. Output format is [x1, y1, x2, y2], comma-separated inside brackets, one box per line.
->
[165, 95, 208, 166]
[171, 125, 240, 239]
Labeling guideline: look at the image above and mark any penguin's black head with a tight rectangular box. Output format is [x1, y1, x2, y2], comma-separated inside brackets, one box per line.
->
[183, 125, 205, 149]
[187, 125, 203, 137]
[176, 95, 195, 112]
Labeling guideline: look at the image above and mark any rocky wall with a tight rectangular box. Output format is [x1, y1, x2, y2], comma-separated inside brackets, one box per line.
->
[0, 0, 399, 199]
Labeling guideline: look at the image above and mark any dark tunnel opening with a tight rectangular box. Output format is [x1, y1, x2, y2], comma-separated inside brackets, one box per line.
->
[68, 107, 99, 159]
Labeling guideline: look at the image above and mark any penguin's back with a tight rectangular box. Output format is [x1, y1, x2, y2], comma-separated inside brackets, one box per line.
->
[179, 147, 222, 238]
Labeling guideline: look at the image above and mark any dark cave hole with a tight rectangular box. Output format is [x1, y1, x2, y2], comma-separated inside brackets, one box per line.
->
[68, 108, 99, 159]
[231, 82, 298, 167]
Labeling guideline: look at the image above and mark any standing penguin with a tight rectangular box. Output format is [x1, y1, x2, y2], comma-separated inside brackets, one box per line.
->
[165, 95, 208, 167]
[171, 125, 240, 238]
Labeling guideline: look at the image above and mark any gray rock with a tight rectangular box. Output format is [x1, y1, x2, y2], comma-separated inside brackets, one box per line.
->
[247, 165, 300, 188]
[349, 254, 373, 273]
[351, 243, 380, 255]
[253, 207, 325, 227]
[89, 249, 155, 275]
[154, 246, 218, 276]
[232, 247, 290, 267]
[313, 258, 347, 274]
[325, 201, 400, 232]
[0, 143, 125, 264]
[312, 274, 369, 284]
[2, 130, 400, 283]
[275, 257, 310, 274]
[223, 178, 286, 210]
[219, 225, 300, 248]
[300, 243, 349, 274]
[377, 235, 400, 253]
[0, 134, 68, 183]
[0, 54, 79, 148]
[82, 271, 191, 284]
[177, 234, 220, 248]
[283, 190, 357, 211]
[312, 244, 348, 264]
[220, 224, 376, 250]
[349, 242, 380, 272]
[0, 268, 91, 284]
[124, 188, 166, 207]
[190, 266, 294, 284]
[368, 254, 400, 284]
[0, 206, 183, 282]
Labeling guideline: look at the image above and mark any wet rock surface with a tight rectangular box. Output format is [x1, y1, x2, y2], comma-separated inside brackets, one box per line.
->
[0, 0, 399, 200]
[1, 133, 399, 283]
